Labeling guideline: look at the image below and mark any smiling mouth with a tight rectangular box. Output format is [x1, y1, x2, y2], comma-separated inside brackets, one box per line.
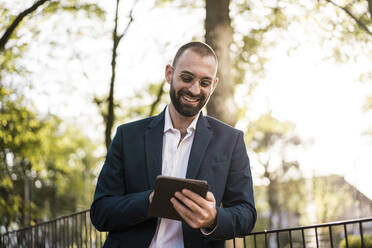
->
[182, 95, 199, 103]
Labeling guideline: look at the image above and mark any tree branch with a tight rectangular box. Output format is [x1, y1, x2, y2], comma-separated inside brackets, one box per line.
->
[0, 0, 50, 51]
[326, 0, 372, 36]
[149, 80, 165, 117]
[105, 0, 138, 150]
[117, 3, 136, 42]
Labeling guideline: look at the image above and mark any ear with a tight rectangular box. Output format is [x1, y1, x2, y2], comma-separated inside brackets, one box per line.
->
[165, 64, 173, 84]
[211, 77, 219, 94]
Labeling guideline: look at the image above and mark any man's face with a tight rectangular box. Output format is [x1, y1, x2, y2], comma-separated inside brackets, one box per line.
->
[166, 49, 218, 117]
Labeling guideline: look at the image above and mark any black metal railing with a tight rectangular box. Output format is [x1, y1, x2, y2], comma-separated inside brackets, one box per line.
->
[1, 211, 371, 248]
[0, 210, 107, 248]
[239, 217, 372, 248]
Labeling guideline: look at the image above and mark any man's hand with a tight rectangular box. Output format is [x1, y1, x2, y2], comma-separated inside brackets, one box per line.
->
[149, 191, 154, 204]
[171, 189, 217, 229]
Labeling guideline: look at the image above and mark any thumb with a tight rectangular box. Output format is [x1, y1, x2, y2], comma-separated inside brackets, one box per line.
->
[206, 191, 215, 202]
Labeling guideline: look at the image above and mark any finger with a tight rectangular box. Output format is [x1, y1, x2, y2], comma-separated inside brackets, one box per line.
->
[205, 192, 216, 203]
[171, 197, 201, 229]
[174, 192, 204, 216]
[181, 189, 209, 209]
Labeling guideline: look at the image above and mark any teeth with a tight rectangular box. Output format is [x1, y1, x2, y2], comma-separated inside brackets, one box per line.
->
[183, 95, 198, 102]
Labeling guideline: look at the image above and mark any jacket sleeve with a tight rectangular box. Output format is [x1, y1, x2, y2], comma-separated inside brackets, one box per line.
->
[206, 131, 257, 240]
[90, 126, 153, 232]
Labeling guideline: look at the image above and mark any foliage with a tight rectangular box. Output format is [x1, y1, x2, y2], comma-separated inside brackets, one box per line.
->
[245, 112, 304, 230]
[0, 87, 99, 232]
[0, 0, 105, 83]
[340, 234, 372, 248]
[103, 80, 169, 127]
[312, 175, 354, 223]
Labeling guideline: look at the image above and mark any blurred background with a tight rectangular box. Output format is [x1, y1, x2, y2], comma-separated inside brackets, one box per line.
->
[1, 0, 371, 238]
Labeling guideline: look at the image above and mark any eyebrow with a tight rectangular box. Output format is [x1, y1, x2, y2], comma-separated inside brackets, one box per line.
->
[179, 70, 213, 81]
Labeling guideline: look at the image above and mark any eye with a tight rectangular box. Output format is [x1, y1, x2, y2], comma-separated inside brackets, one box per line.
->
[200, 80, 212, 88]
[180, 75, 193, 82]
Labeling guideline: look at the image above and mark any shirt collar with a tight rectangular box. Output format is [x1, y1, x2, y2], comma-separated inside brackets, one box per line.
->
[164, 105, 200, 133]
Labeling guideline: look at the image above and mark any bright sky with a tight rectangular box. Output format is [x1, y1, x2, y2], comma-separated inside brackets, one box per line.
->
[244, 43, 372, 199]
[7, 1, 372, 198]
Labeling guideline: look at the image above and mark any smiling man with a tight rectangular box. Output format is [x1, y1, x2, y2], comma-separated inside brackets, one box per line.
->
[90, 41, 256, 248]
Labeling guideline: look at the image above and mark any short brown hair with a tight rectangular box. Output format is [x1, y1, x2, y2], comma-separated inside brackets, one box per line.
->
[172, 41, 218, 67]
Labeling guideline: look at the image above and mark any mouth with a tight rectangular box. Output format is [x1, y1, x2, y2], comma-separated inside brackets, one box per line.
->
[182, 95, 199, 103]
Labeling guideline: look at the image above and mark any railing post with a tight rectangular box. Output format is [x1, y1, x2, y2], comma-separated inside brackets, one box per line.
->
[329, 225, 334, 248]
[276, 231, 280, 248]
[301, 228, 306, 248]
[343, 224, 349, 248]
[359, 222, 364, 248]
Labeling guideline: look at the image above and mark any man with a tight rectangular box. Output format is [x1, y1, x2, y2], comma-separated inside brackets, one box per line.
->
[90, 41, 256, 248]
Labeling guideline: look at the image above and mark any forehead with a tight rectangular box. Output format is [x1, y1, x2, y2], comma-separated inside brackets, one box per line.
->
[174, 49, 217, 78]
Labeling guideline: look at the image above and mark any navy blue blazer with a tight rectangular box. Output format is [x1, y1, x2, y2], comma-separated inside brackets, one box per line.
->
[90, 110, 256, 248]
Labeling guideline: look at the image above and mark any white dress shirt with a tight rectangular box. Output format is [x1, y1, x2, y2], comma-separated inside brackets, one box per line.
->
[149, 105, 200, 248]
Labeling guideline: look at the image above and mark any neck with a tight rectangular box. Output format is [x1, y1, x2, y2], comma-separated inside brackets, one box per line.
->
[168, 104, 198, 133]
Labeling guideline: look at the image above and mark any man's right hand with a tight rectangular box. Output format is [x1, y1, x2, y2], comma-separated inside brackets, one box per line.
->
[149, 191, 154, 204]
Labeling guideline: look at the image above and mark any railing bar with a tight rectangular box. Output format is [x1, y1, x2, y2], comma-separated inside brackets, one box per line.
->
[36, 224, 39, 248]
[41, 225, 46, 247]
[276, 231, 280, 248]
[66, 217, 69, 248]
[99, 229, 102, 248]
[56, 220, 59, 248]
[243, 235, 246, 248]
[48, 221, 50, 247]
[62, 217, 65, 248]
[344, 224, 349, 248]
[89, 215, 92, 248]
[264, 232, 268, 248]
[79, 213, 83, 248]
[47, 221, 50, 248]
[64, 217, 67, 248]
[3, 213, 372, 238]
[359, 222, 364, 248]
[42, 223, 45, 247]
[84, 211, 88, 248]
[50, 221, 52, 247]
[95, 223, 98, 247]
[244, 217, 372, 235]
[289, 230, 293, 248]
[75, 214, 79, 248]
[30, 226, 32, 248]
[58, 218, 61, 248]
[81, 213, 84, 248]
[69, 216, 72, 248]
[301, 228, 306, 248]
[233, 237, 236, 248]
[315, 227, 319, 248]
[73, 214, 76, 248]
[1, 209, 91, 236]
[253, 234, 257, 248]
[329, 225, 334, 248]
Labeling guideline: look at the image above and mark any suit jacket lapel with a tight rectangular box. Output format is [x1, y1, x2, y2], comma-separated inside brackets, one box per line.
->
[186, 113, 212, 179]
[145, 111, 165, 189]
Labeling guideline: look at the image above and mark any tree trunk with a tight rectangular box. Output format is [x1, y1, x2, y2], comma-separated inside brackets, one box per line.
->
[105, 0, 121, 151]
[205, 0, 237, 126]
[105, 0, 134, 150]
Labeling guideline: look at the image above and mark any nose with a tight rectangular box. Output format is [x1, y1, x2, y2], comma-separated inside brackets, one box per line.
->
[188, 81, 201, 96]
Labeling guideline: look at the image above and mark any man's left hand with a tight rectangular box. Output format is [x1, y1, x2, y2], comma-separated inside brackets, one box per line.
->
[171, 189, 217, 229]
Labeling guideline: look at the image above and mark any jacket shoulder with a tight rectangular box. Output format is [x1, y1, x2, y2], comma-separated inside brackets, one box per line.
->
[117, 116, 156, 132]
[205, 115, 243, 135]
